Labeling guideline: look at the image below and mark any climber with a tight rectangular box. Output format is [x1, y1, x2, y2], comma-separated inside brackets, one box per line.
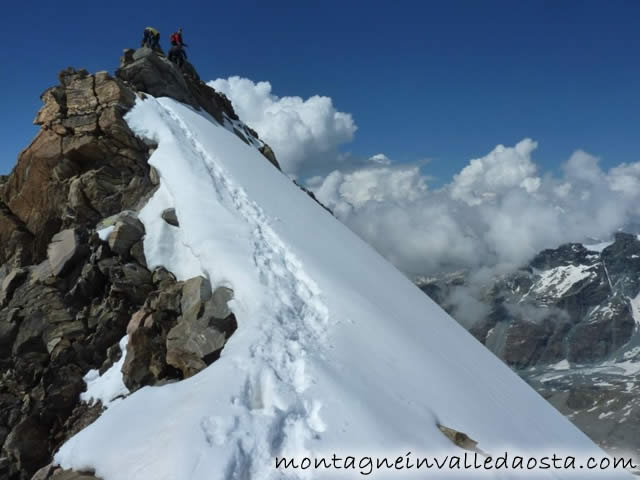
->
[168, 44, 187, 68]
[170, 28, 187, 47]
[142, 27, 161, 50]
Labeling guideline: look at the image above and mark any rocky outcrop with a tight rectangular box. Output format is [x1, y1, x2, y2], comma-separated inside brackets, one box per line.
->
[116, 47, 238, 126]
[0, 224, 150, 479]
[116, 47, 284, 172]
[122, 275, 237, 388]
[0, 68, 155, 269]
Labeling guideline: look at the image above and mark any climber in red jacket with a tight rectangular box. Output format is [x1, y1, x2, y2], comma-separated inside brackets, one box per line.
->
[170, 28, 187, 47]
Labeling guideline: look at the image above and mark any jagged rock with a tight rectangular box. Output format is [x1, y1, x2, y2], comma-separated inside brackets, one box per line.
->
[122, 308, 176, 390]
[129, 240, 146, 267]
[161, 208, 179, 227]
[49, 470, 101, 480]
[67, 263, 105, 303]
[166, 316, 226, 378]
[0, 308, 20, 357]
[33, 87, 66, 126]
[206, 287, 234, 321]
[61, 69, 97, 116]
[259, 144, 281, 170]
[148, 282, 183, 313]
[437, 424, 479, 451]
[0, 67, 154, 268]
[4, 417, 50, 477]
[149, 166, 160, 185]
[107, 217, 145, 257]
[180, 276, 211, 321]
[166, 284, 235, 378]
[12, 315, 47, 356]
[30, 463, 53, 480]
[109, 262, 153, 304]
[115, 47, 238, 124]
[31, 466, 101, 480]
[94, 71, 135, 108]
[152, 266, 177, 290]
[47, 229, 87, 277]
[0, 268, 27, 306]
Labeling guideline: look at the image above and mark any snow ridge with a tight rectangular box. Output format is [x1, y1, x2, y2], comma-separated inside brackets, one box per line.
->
[56, 95, 634, 480]
[154, 100, 330, 477]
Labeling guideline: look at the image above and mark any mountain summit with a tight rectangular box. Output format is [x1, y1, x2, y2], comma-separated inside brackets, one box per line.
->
[0, 49, 633, 480]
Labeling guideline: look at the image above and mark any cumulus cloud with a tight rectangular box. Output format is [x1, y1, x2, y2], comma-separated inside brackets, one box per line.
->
[208, 76, 640, 285]
[208, 76, 356, 177]
[309, 140, 640, 279]
[451, 139, 540, 205]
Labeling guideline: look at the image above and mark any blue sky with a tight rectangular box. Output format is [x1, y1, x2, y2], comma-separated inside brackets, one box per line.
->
[2, 0, 639, 183]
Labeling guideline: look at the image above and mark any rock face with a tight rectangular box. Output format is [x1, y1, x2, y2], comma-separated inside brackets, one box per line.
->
[0, 223, 152, 479]
[417, 232, 640, 460]
[0, 68, 154, 269]
[116, 47, 283, 171]
[122, 275, 237, 388]
[116, 48, 238, 126]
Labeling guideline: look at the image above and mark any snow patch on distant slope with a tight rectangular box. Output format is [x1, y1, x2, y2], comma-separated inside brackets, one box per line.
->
[628, 292, 640, 326]
[529, 265, 597, 301]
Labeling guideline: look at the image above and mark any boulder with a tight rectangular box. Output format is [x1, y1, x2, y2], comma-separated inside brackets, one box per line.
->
[122, 309, 174, 390]
[166, 285, 235, 378]
[4, 417, 50, 477]
[0, 268, 27, 306]
[47, 229, 87, 277]
[437, 424, 479, 451]
[165, 316, 226, 378]
[107, 217, 145, 257]
[129, 240, 147, 267]
[109, 262, 153, 304]
[258, 144, 281, 170]
[161, 208, 179, 227]
[180, 276, 211, 322]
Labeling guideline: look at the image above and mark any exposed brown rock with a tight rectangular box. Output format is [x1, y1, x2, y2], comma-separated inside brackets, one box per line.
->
[259, 144, 281, 170]
[107, 216, 145, 258]
[437, 424, 479, 451]
[47, 229, 87, 277]
[115, 47, 238, 124]
[0, 67, 155, 268]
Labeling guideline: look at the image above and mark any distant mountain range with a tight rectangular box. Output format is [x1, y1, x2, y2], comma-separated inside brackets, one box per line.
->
[417, 232, 640, 459]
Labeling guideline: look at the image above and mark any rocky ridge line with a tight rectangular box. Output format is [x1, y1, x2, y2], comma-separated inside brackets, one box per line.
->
[0, 47, 278, 479]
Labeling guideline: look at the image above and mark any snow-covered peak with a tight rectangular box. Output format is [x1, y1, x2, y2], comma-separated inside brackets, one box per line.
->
[55, 96, 632, 479]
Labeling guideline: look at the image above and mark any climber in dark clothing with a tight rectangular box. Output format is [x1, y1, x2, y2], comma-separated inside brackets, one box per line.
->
[142, 27, 161, 50]
[168, 44, 187, 68]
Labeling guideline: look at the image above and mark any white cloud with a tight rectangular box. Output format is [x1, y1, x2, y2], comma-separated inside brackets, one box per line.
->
[450, 139, 540, 206]
[208, 76, 357, 176]
[208, 76, 640, 281]
[310, 141, 640, 278]
[369, 153, 392, 165]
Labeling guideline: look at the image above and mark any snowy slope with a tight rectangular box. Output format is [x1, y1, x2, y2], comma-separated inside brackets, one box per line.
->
[55, 97, 632, 479]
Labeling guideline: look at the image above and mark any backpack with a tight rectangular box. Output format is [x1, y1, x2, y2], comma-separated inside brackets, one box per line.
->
[170, 33, 180, 45]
